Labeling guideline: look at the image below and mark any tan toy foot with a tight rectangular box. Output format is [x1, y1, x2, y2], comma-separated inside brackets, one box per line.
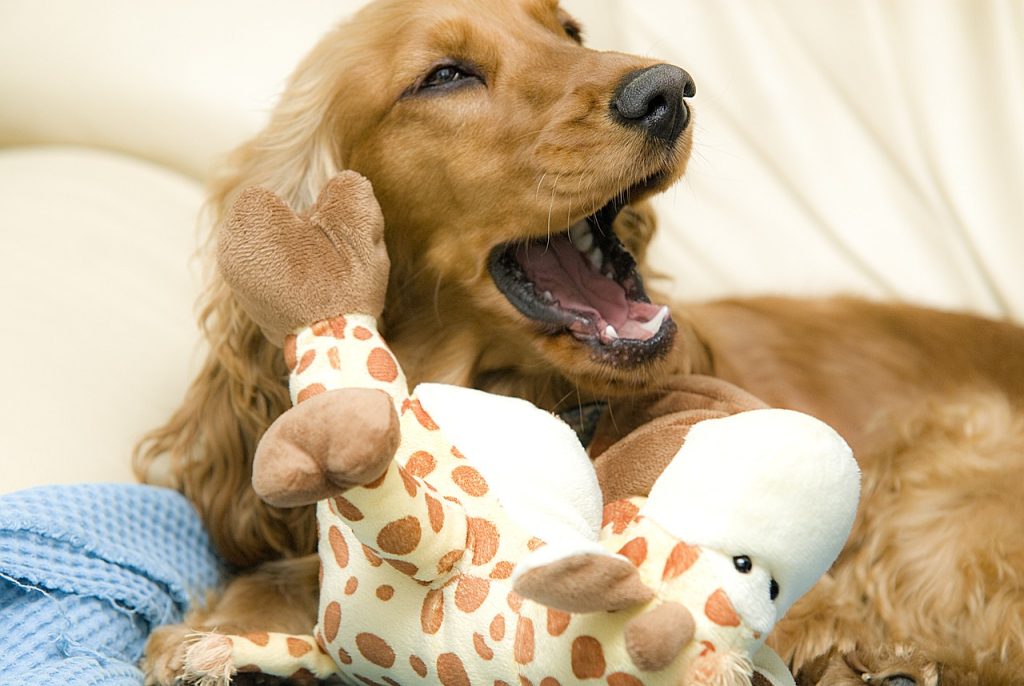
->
[253, 388, 400, 507]
[513, 552, 654, 613]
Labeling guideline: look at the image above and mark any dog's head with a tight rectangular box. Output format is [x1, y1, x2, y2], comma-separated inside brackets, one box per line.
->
[219, 0, 695, 396]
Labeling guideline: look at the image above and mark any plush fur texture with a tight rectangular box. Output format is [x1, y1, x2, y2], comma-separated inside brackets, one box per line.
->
[137, 1, 1024, 684]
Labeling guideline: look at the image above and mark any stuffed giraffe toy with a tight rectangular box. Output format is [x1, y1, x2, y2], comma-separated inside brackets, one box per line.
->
[183, 173, 861, 686]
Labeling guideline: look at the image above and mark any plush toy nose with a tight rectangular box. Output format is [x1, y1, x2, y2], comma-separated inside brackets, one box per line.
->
[623, 601, 695, 671]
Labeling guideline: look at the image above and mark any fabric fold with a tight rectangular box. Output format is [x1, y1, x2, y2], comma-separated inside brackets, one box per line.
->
[0, 483, 225, 685]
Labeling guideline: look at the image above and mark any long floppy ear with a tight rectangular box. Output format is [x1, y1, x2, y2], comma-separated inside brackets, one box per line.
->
[591, 375, 768, 503]
[513, 552, 655, 614]
[132, 22, 362, 567]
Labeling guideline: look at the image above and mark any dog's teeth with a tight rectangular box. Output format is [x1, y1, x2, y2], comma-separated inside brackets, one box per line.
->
[604, 324, 619, 340]
[542, 290, 555, 303]
[639, 306, 669, 335]
[569, 221, 594, 252]
[587, 248, 603, 270]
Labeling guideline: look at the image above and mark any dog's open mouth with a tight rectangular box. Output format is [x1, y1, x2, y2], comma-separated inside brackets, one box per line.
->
[488, 202, 676, 366]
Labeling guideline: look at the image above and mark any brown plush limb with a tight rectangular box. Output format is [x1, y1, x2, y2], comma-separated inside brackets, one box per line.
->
[513, 552, 655, 613]
[253, 388, 399, 507]
[218, 171, 390, 346]
[624, 601, 696, 672]
[591, 375, 768, 503]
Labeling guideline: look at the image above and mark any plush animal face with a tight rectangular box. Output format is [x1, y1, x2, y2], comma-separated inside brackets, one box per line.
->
[642, 409, 862, 620]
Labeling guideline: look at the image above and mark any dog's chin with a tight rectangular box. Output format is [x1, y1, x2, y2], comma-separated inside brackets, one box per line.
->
[487, 184, 677, 383]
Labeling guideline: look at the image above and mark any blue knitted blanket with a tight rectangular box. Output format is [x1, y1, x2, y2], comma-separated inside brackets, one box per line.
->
[0, 484, 225, 685]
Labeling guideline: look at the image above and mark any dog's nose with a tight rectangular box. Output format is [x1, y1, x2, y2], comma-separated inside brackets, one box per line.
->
[612, 64, 695, 142]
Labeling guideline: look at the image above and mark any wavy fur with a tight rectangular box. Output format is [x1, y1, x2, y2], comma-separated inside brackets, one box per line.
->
[139, 1, 1024, 683]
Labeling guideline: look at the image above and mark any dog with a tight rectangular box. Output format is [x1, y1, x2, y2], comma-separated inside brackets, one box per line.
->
[138, 0, 1024, 683]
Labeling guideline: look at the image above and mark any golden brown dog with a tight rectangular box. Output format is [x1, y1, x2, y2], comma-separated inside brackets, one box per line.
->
[138, 1, 1024, 683]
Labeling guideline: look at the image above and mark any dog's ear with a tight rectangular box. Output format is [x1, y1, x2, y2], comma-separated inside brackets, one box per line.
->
[207, 52, 347, 224]
[134, 27, 364, 566]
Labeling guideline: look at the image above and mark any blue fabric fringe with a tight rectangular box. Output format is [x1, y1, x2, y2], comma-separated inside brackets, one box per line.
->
[0, 484, 225, 685]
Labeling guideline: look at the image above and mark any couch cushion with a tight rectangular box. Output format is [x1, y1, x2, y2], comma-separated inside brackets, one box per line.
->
[0, 0, 357, 181]
[0, 147, 203, 493]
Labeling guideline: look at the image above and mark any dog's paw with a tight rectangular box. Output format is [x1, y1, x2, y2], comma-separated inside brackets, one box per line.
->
[795, 645, 941, 686]
[141, 624, 193, 685]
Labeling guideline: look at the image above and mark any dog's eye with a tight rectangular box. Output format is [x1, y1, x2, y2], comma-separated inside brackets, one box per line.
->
[419, 63, 481, 92]
[562, 20, 583, 44]
[733, 555, 753, 573]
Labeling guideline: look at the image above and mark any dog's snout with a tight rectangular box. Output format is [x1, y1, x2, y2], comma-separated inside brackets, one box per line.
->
[612, 64, 695, 142]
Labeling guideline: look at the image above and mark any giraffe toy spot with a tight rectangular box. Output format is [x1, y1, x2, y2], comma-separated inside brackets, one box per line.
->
[328, 526, 349, 568]
[602, 500, 640, 534]
[662, 541, 700, 580]
[616, 537, 648, 567]
[454, 575, 490, 613]
[406, 451, 437, 477]
[334, 497, 365, 521]
[546, 608, 571, 637]
[355, 632, 396, 668]
[296, 349, 316, 374]
[451, 465, 489, 497]
[436, 652, 471, 686]
[489, 614, 506, 642]
[409, 654, 428, 677]
[287, 637, 313, 657]
[367, 347, 399, 382]
[421, 588, 444, 635]
[473, 633, 494, 660]
[377, 515, 422, 555]
[297, 383, 327, 403]
[467, 518, 500, 564]
[514, 616, 535, 664]
[571, 636, 607, 679]
[705, 588, 741, 627]
[323, 601, 341, 642]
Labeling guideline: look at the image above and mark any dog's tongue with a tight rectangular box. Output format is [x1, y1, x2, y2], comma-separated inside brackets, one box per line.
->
[514, 238, 664, 341]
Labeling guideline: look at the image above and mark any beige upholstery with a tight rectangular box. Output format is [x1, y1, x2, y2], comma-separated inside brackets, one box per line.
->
[0, 148, 203, 492]
[0, 1, 1020, 491]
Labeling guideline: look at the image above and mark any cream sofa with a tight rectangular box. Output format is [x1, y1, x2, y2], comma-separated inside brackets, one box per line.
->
[1, 0, 1021, 493]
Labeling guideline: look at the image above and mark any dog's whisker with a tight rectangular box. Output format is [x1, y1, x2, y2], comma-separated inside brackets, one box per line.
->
[545, 173, 562, 253]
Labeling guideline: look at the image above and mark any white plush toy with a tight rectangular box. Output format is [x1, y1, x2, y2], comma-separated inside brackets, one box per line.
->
[183, 174, 861, 686]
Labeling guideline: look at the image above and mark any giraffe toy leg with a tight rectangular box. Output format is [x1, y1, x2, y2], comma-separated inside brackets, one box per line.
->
[183, 631, 338, 686]
[326, 457, 471, 585]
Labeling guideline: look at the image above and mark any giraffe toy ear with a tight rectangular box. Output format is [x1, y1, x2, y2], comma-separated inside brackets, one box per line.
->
[512, 550, 654, 613]
[623, 601, 695, 671]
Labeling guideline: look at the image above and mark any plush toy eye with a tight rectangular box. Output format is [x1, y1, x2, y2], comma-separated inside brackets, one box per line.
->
[733, 555, 752, 574]
[770, 578, 780, 601]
